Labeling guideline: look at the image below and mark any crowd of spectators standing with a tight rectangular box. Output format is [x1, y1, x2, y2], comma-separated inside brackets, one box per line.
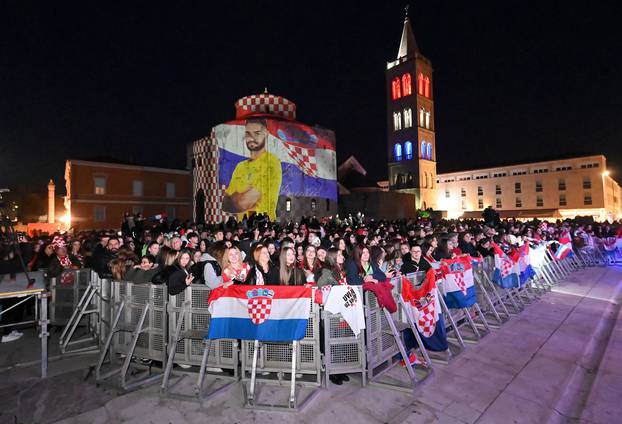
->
[1, 211, 621, 351]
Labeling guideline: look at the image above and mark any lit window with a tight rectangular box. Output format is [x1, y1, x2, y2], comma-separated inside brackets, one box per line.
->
[94, 205, 106, 222]
[404, 108, 412, 128]
[516, 197, 522, 208]
[427, 143, 432, 160]
[424, 76, 431, 97]
[559, 194, 567, 206]
[461, 188, 466, 197]
[425, 111, 430, 129]
[536, 196, 544, 207]
[515, 182, 521, 193]
[166, 182, 176, 198]
[393, 143, 402, 161]
[286, 198, 292, 212]
[417, 73, 425, 95]
[419, 108, 425, 127]
[445, 189, 450, 198]
[421, 141, 426, 158]
[132, 180, 143, 197]
[392, 77, 402, 100]
[94, 177, 106, 195]
[311, 198, 316, 211]
[495, 185, 502, 195]
[461, 199, 467, 210]
[583, 177, 591, 189]
[477, 186, 483, 196]
[393, 111, 402, 130]
[404, 141, 413, 160]
[402, 73, 412, 96]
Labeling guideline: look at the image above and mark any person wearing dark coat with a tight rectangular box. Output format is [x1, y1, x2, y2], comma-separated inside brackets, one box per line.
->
[166, 250, 195, 296]
[91, 237, 120, 278]
[244, 244, 279, 285]
[344, 244, 387, 285]
[400, 244, 431, 275]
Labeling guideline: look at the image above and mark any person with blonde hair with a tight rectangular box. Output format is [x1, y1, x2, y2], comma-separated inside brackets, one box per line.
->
[220, 246, 251, 286]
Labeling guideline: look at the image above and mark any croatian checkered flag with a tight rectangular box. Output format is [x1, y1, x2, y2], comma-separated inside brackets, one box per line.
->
[282, 143, 318, 177]
[401, 270, 448, 352]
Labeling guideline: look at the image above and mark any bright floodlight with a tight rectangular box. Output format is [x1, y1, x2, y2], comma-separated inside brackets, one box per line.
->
[603, 170, 610, 177]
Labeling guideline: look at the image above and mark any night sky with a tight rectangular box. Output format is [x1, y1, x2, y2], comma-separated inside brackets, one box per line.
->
[2, 1, 621, 194]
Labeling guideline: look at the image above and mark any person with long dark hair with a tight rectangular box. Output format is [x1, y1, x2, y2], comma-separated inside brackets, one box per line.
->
[279, 247, 305, 286]
[167, 249, 195, 295]
[315, 248, 347, 287]
[245, 244, 279, 285]
[344, 244, 387, 285]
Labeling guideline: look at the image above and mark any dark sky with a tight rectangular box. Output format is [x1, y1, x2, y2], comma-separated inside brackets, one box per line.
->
[2, 1, 621, 194]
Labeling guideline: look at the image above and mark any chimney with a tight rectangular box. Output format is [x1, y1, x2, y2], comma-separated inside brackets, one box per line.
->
[48, 179, 55, 224]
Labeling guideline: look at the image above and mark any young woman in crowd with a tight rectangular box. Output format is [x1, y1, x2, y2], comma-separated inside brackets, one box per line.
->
[220, 246, 251, 286]
[152, 249, 179, 285]
[167, 249, 195, 295]
[345, 244, 387, 285]
[245, 244, 279, 285]
[300, 244, 320, 284]
[109, 245, 139, 281]
[314, 248, 347, 287]
[279, 246, 305, 286]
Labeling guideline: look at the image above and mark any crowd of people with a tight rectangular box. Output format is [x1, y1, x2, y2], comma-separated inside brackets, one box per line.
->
[1, 212, 621, 369]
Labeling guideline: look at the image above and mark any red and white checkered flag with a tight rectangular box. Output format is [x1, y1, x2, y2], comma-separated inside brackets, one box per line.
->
[283, 143, 318, 177]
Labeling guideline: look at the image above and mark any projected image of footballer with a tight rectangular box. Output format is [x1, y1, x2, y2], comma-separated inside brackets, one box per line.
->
[222, 119, 282, 220]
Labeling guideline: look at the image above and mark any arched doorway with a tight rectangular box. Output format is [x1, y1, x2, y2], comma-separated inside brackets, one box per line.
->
[195, 189, 206, 224]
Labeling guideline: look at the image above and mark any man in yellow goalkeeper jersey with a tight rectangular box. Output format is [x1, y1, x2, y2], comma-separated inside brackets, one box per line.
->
[222, 119, 282, 221]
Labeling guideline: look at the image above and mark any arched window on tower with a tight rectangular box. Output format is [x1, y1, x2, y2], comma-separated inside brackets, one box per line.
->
[427, 143, 433, 161]
[393, 143, 402, 161]
[424, 76, 431, 98]
[419, 108, 425, 127]
[391, 77, 401, 100]
[402, 73, 412, 96]
[425, 111, 431, 129]
[421, 141, 426, 159]
[393, 111, 402, 131]
[417, 73, 425, 95]
[403, 108, 412, 128]
[404, 141, 413, 160]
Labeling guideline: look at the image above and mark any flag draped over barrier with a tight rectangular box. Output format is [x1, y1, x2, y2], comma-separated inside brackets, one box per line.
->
[554, 235, 574, 260]
[518, 244, 536, 284]
[492, 243, 520, 289]
[439, 256, 477, 308]
[207, 285, 312, 342]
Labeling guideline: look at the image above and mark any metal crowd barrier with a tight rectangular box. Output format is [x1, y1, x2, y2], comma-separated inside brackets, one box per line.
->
[49, 268, 91, 326]
[364, 277, 433, 393]
[161, 284, 238, 402]
[59, 270, 113, 354]
[95, 281, 166, 390]
[322, 294, 367, 387]
[240, 289, 322, 410]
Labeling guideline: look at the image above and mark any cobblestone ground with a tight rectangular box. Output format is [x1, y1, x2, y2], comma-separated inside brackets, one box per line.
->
[1, 265, 621, 424]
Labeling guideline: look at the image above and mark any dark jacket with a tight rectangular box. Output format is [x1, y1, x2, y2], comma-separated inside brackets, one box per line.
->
[92, 247, 115, 278]
[244, 264, 280, 285]
[400, 257, 431, 275]
[47, 254, 81, 278]
[125, 266, 160, 284]
[459, 241, 479, 258]
[344, 259, 387, 286]
[152, 265, 177, 286]
[167, 265, 193, 296]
